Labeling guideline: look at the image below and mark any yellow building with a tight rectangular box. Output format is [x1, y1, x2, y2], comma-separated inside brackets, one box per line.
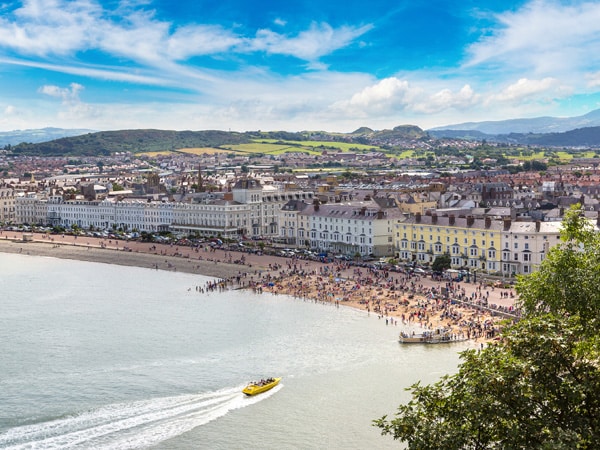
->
[395, 212, 503, 275]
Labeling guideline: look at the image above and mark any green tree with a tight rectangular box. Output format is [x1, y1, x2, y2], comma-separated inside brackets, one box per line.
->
[431, 253, 451, 272]
[374, 205, 600, 449]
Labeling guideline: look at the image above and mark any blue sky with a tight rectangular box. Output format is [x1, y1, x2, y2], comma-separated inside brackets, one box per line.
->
[1, 0, 600, 132]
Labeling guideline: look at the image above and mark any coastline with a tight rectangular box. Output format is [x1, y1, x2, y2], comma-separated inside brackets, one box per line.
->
[0, 233, 515, 343]
[0, 235, 256, 279]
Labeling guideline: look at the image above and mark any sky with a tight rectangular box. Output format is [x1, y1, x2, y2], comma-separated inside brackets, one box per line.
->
[1, 0, 600, 133]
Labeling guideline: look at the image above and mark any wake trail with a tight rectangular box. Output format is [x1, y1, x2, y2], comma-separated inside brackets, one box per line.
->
[0, 384, 281, 449]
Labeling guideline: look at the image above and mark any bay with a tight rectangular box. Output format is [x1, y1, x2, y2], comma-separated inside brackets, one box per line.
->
[0, 253, 467, 449]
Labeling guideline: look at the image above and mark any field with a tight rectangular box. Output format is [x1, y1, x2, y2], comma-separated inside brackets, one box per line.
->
[259, 139, 382, 152]
[138, 151, 175, 157]
[218, 142, 309, 155]
[517, 150, 598, 162]
[176, 147, 233, 155]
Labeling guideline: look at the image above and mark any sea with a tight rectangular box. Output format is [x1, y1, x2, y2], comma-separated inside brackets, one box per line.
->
[0, 253, 469, 449]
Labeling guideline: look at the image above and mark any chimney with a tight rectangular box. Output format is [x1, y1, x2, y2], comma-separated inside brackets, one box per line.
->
[535, 220, 541, 232]
[467, 215, 475, 227]
[503, 218, 512, 231]
[485, 217, 491, 229]
[360, 206, 366, 215]
[449, 215, 455, 226]
[432, 213, 438, 224]
[313, 198, 320, 212]
[377, 210, 384, 219]
[416, 212, 422, 223]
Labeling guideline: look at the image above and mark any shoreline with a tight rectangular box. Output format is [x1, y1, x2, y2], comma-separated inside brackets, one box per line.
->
[0, 233, 515, 343]
[0, 236, 258, 279]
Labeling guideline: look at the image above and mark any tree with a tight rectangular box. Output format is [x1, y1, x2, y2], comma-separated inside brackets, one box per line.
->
[431, 253, 451, 272]
[374, 205, 600, 449]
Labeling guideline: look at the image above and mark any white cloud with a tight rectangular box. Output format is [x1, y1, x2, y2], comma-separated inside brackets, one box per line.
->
[4, 105, 16, 115]
[247, 22, 373, 61]
[0, 0, 370, 66]
[332, 77, 480, 117]
[586, 71, 600, 88]
[167, 25, 243, 60]
[0, 0, 100, 56]
[38, 82, 98, 121]
[340, 77, 418, 115]
[39, 82, 83, 101]
[0, 56, 177, 85]
[486, 77, 572, 105]
[414, 85, 479, 114]
[466, 0, 600, 77]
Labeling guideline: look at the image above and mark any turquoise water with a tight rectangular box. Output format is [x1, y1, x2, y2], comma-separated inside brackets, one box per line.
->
[0, 253, 466, 449]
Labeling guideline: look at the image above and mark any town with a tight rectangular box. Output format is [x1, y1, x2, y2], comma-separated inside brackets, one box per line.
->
[1, 137, 599, 282]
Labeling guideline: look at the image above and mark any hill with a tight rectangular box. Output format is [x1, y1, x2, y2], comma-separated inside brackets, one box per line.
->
[6, 126, 432, 157]
[429, 108, 600, 134]
[6, 122, 600, 157]
[9, 129, 251, 156]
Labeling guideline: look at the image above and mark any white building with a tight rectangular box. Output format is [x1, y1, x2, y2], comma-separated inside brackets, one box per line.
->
[501, 220, 562, 276]
[301, 200, 402, 257]
[0, 188, 16, 224]
[171, 179, 313, 239]
[20, 178, 313, 239]
[278, 200, 311, 246]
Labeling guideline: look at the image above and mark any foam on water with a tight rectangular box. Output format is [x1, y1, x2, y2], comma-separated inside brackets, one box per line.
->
[0, 384, 282, 449]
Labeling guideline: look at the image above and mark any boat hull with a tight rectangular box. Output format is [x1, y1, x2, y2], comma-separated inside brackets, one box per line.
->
[242, 377, 281, 396]
[399, 328, 466, 344]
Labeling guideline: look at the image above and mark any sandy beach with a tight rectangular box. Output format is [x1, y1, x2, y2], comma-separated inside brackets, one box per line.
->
[0, 231, 517, 342]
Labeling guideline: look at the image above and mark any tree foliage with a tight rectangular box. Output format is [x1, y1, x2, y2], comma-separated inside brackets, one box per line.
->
[374, 205, 600, 449]
[431, 253, 451, 272]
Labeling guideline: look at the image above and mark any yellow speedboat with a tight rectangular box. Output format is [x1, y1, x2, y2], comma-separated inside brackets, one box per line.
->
[242, 377, 281, 396]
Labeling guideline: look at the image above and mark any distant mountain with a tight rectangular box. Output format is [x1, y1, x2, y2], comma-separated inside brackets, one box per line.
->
[429, 109, 600, 135]
[0, 127, 94, 147]
[430, 125, 600, 147]
[506, 126, 600, 147]
[427, 129, 497, 141]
